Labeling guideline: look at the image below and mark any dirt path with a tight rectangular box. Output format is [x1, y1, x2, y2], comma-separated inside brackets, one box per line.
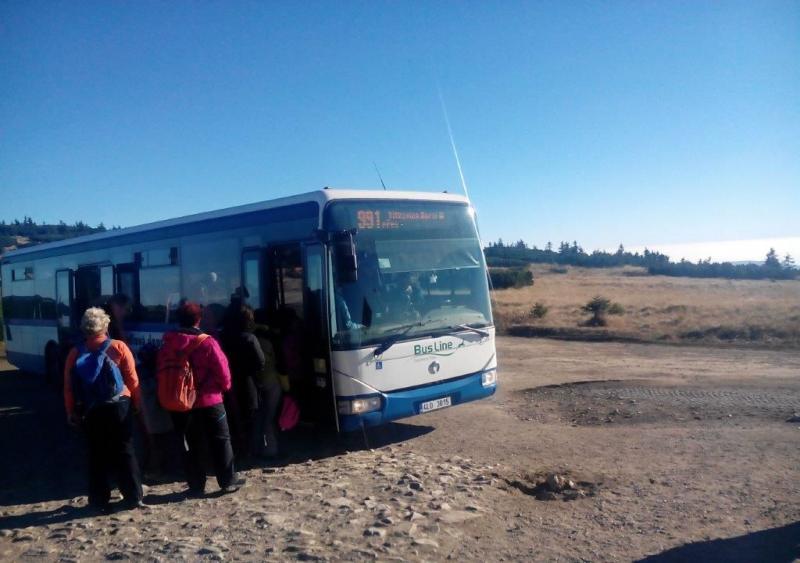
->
[1, 337, 799, 561]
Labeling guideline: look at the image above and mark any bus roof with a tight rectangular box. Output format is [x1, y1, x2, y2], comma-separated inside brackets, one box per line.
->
[2, 188, 470, 262]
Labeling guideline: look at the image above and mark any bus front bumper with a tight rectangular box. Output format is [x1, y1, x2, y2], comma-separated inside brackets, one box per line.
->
[337, 370, 497, 432]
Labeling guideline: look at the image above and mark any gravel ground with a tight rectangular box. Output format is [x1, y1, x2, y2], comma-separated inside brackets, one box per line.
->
[1, 337, 799, 562]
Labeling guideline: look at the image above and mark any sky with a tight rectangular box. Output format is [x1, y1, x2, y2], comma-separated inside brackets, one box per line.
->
[1, 2, 798, 262]
[626, 236, 800, 264]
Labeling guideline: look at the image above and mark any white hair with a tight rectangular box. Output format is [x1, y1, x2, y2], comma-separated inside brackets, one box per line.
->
[80, 307, 111, 336]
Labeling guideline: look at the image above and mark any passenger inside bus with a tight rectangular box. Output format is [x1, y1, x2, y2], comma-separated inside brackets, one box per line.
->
[104, 293, 131, 342]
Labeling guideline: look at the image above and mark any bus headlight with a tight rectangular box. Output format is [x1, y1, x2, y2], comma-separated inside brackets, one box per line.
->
[338, 396, 382, 415]
[481, 369, 497, 387]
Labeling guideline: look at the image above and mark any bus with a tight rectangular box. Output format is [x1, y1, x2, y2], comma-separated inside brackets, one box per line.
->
[0, 189, 497, 432]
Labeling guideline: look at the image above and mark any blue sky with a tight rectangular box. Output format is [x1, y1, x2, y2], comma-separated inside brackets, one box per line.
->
[2, 2, 798, 260]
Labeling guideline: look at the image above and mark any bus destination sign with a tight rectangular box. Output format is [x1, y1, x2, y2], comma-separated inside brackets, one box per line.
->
[356, 209, 446, 230]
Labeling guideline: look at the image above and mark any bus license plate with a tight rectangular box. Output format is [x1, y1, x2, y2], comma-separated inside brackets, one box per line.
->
[420, 396, 452, 413]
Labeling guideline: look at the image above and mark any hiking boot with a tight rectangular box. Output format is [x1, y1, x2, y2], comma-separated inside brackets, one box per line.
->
[185, 488, 205, 499]
[121, 499, 149, 510]
[221, 475, 247, 494]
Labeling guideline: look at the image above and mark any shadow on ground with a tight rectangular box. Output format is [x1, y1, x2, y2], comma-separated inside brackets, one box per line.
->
[0, 366, 86, 507]
[637, 521, 800, 563]
[0, 362, 434, 511]
[273, 420, 434, 466]
[0, 504, 108, 531]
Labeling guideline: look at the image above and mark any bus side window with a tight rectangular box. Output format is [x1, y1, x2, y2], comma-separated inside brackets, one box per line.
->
[241, 249, 262, 310]
[100, 265, 114, 298]
[139, 266, 180, 324]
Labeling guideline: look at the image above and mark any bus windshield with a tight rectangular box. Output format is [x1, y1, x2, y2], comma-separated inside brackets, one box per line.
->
[324, 201, 493, 350]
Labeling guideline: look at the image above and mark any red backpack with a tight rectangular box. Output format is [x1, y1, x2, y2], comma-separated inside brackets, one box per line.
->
[157, 334, 209, 412]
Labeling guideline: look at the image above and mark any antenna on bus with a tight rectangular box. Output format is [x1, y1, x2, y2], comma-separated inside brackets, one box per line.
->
[436, 84, 470, 201]
[373, 161, 388, 191]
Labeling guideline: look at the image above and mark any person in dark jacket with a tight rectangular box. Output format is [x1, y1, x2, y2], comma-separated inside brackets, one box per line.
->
[104, 293, 131, 343]
[136, 342, 174, 481]
[160, 302, 245, 495]
[252, 309, 283, 459]
[220, 304, 264, 462]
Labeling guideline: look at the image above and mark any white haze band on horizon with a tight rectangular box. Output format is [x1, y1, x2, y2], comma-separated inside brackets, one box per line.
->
[624, 237, 800, 264]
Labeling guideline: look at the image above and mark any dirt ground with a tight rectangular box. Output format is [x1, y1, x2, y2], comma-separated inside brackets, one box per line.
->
[1, 337, 799, 562]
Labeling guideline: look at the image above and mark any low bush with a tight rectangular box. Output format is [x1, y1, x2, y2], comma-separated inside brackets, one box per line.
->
[608, 302, 625, 316]
[581, 295, 624, 327]
[530, 302, 549, 319]
[490, 268, 534, 290]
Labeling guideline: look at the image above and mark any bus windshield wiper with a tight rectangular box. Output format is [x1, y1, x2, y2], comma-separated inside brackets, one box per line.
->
[373, 321, 425, 357]
[454, 324, 490, 338]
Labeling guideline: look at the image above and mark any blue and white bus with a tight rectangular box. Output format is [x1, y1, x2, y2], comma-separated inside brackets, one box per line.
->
[1, 189, 497, 431]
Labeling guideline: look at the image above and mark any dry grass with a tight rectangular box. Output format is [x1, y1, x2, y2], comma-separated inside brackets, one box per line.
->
[492, 265, 800, 348]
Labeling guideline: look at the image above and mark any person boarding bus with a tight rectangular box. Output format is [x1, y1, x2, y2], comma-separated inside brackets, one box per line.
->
[63, 307, 145, 513]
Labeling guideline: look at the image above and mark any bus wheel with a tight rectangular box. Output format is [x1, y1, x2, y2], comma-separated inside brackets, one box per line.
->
[44, 342, 61, 386]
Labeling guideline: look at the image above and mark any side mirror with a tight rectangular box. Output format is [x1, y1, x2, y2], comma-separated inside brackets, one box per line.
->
[333, 230, 358, 283]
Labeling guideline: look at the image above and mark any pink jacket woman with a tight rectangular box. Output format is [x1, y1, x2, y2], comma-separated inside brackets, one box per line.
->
[160, 328, 232, 408]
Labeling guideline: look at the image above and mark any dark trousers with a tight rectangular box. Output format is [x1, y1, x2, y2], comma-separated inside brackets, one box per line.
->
[253, 382, 282, 457]
[84, 397, 143, 507]
[171, 403, 235, 492]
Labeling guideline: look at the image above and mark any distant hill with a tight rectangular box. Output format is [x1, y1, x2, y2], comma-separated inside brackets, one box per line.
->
[485, 239, 798, 281]
[0, 217, 117, 256]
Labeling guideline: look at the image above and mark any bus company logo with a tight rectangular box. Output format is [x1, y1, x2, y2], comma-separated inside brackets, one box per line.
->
[414, 340, 455, 356]
[428, 361, 440, 375]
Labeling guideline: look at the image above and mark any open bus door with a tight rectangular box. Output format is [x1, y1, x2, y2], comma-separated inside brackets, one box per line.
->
[74, 264, 114, 316]
[55, 269, 74, 334]
[264, 242, 338, 432]
[303, 242, 338, 432]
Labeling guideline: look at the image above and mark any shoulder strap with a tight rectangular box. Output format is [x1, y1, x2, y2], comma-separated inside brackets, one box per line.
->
[182, 334, 210, 358]
[94, 340, 114, 365]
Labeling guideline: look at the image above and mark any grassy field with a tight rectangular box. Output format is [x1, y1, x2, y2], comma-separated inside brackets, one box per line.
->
[492, 265, 800, 348]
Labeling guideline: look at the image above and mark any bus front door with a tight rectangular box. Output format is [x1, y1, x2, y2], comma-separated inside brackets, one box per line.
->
[265, 242, 338, 431]
[303, 242, 338, 431]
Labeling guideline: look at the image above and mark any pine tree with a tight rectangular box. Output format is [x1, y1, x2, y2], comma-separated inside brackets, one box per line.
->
[765, 248, 781, 268]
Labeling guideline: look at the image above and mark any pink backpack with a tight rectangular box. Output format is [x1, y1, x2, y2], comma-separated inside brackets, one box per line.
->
[278, 395, 300, 431]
